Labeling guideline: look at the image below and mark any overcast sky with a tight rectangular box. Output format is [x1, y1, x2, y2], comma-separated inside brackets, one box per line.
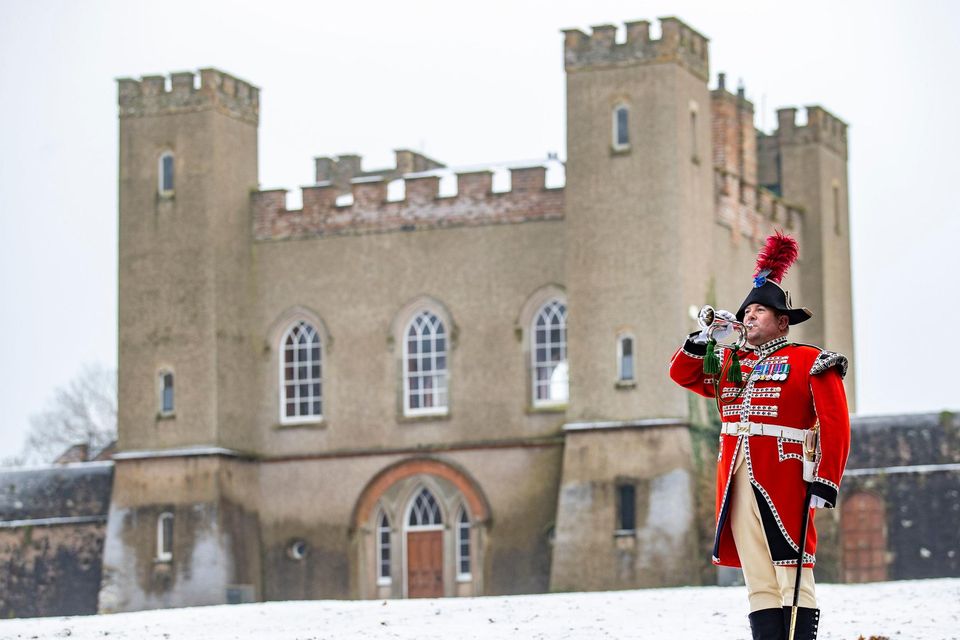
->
[1, 0, 958, 459]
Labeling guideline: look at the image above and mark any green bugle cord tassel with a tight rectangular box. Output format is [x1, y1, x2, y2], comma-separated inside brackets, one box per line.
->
[727, 349, 743, 385]
[703, 338, 721, 375]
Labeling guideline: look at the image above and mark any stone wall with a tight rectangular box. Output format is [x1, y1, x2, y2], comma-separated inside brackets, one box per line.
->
[0, 463, 113, 618]
[816, 412, 960, 582]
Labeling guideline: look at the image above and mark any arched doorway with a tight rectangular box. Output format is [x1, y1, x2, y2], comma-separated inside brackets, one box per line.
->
[352, 457, 490, 599]
[841, 491, 888, 582]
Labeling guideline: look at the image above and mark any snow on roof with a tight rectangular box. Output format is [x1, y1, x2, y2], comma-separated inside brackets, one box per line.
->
[844, 462, 960, 477]
[350, 175, 385, 184]
[851, 412, 948, 429]
[111, 446, 241, 461]
[0, 514, 108, 529]
[0, 462, 114, 522]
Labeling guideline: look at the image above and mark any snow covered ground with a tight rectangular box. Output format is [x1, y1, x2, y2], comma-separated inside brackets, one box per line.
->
[1, 579, 957, 640]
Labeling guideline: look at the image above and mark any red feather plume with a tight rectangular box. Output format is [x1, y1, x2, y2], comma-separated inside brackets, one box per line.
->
[754, 231, 799, 284]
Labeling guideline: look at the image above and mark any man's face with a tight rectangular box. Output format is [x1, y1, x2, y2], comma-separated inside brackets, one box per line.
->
[743, 303, 789, 346]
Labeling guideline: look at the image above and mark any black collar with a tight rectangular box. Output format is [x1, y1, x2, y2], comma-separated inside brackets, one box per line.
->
[752, 335, 789, 358]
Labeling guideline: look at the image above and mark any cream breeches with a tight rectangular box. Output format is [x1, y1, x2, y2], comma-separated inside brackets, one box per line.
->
[730, 445, 817, 612]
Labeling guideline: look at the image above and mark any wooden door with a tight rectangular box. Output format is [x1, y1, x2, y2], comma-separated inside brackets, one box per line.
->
[407, 530, 443, 597]
[842, 492, 888, 582]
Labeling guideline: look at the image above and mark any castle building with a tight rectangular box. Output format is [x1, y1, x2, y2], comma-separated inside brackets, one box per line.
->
[103, 17, 860, 611]
[95, 16, 857, 611]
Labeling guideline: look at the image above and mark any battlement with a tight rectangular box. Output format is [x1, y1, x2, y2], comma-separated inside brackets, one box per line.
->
[314, 150, 445, 192]
[774, 105, 847, 157]
[562, 17, 709, 81]
[710, 73, 758, 181]
[253, 159, 565, 240]
[117, 68, 259, 125]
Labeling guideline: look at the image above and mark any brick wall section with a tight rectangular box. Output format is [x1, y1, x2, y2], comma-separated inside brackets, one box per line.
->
[252, 167, 564, 241]
[714, 169, 803, 242]
[710, 81, 801, 243]
[0, 463, 113, 617]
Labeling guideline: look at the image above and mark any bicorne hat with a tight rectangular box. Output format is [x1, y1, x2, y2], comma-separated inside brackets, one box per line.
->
[735, 231, 812, 325]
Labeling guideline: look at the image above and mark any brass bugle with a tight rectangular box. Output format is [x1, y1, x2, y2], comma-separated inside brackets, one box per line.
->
[697, 305, 748, 351]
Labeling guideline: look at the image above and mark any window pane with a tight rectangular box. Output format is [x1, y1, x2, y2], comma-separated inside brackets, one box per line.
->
[622, 354, 634, 380]
[616, 108, 629, 146]
[161, 514, 173, 554]
[618, 485, 636, 530]
[162, 155, 174, 191]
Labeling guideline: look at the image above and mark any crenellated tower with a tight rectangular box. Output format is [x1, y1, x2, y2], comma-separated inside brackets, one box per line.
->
[116, 69, 260, 451]
[103, 69, 263, 613]
[757, 107, 856, 410]
[562, 17, 714, 422]
[551, 18, 713, 592]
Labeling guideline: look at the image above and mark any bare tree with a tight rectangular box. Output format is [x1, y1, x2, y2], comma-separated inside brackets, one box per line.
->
[19, 363, 117, 464]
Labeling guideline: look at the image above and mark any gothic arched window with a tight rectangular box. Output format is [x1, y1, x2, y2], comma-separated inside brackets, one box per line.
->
[408, 487, 443, 527]
[403, 311, 448, 415]
[280, 320, 322, 423]
[456, 506, 472, 580]
[377, 510, 392, 585]
[532, 300, 568, 405]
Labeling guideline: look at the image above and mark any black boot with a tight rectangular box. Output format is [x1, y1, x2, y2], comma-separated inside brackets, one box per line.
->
[749, 608, 786, 640]
[783, 606, 820, 640]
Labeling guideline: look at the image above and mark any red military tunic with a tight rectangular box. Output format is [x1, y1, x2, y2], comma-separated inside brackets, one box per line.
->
[670, 334, 850, 568]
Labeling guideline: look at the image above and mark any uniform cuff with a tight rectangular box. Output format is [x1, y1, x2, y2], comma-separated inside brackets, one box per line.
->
[683, 332, 707, 357]
[811, 480, 838, 509]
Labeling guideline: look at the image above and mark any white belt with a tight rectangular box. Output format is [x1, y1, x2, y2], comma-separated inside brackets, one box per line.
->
[721, 421, 808, 442]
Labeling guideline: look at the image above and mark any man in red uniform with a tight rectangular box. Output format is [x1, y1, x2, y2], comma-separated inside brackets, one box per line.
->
[669, 233, 850, 640]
